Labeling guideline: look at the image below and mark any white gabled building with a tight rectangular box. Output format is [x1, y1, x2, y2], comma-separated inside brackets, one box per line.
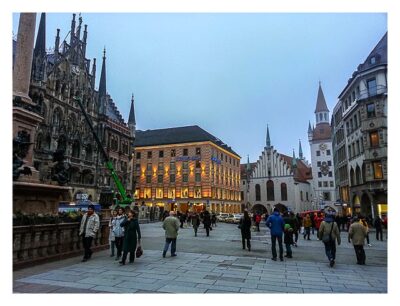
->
[241, 127, 313, 214]
[308, 83, 336, 210]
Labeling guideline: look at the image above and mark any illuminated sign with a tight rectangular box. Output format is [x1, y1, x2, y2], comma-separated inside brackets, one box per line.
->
[176, 156, 201, 161]
[211, 157, 221, 164]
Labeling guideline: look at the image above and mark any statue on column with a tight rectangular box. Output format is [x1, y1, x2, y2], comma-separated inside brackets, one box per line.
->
[13, 131, 33, 180]
[51, 149, 70, 185]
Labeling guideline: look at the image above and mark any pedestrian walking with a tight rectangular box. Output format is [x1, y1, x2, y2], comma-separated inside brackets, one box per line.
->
[374, 215, 383, 241]
[360, 215, 372, 246]
[191, 212, 200, 237]
[211, 213, 217, 227]
[283, 223, 294, 258]
[314, 212, 324, 240]
[108, 209, 117, 257]
[162, 211, 180, 257]
[113, 206, 126, 261]
[303, 214, 312, 240]
[79, 204, 100, 262]
[203, 210, 212, 237]
[119, 210, 141, 265]
[239, 210, 252, 251]
[348, 216, 368, 265]
[318, 211, 341, 267]
[294, 213, 302, 246]
[255, 213, 261, 232]
[265, 207, 285, 261]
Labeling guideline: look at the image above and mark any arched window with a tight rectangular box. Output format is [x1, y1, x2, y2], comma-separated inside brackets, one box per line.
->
[255, 184, 261, 201]
[356, 165, 362, 185]
[53, 108, 62, 128]
[35, 133, 43, 150]
[72, 140, 80, 158]
[57, 135, 67, 151]
[362, 163, 366, 183]
[350, 167, 355, 186]
[45, 135, 51, 150]
[86, 144, 92, 161]
[267, 180, 274, 201]
[319, 113, 323, 121]
[280, 183, 287, 201]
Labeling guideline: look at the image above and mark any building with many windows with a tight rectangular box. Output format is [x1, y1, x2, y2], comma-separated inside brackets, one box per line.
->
[308, 83, 336, 210]
[332, 33, 387, 218]
[133, 126, 241, 214]
[241, 127, 313, 214]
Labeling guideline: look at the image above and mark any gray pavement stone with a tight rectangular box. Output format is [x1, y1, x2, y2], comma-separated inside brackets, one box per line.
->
[116, 281, 163, 291]
[17, 277, 97, 289]
[257, 283, 304, 293]
[91, 285, 138, 293]
[79, 277, 123, 286]
[214, 280, 258, 289]
[196, 283, 240, 292]
[157, 285, 207, 293]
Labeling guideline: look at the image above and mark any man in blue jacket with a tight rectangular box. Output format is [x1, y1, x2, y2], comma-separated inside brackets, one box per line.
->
[266, 207, 285, 261]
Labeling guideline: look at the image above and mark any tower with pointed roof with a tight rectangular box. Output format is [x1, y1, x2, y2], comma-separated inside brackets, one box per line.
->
[128, 94, 136, 139]
[31, 12, 46, 81]
[308, 82, 336, 210]
[98, 48, 107, 115]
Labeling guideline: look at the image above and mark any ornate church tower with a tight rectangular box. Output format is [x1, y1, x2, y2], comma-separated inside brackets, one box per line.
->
[309, 82, 336, 210]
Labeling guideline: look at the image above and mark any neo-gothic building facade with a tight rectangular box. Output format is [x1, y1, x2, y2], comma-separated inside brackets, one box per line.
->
[241, 127, 313, 214]
[25, 13, 135, 202]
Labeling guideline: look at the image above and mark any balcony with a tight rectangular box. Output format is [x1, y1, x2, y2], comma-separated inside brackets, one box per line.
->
[357, 85, 387, 101]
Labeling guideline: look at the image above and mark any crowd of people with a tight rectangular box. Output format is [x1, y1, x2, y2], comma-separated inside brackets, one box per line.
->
[79, 204, 387, 269]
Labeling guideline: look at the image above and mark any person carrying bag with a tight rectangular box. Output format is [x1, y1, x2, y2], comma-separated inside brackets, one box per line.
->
[318, 211, 341, 267]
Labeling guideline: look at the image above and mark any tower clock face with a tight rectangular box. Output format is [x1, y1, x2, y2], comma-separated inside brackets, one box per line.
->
[320, 161, 329, 176]
[319, 143, 327, 151]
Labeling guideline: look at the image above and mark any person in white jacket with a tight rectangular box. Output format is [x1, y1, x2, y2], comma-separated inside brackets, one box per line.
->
[79, 204, 100, 262]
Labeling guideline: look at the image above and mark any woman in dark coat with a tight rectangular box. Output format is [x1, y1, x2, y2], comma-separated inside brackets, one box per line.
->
[239, 210, 252, 251]
[119, 210, 141, 265]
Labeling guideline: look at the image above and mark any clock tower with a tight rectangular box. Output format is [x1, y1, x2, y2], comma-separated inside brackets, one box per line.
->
[308, 83, 336, 210]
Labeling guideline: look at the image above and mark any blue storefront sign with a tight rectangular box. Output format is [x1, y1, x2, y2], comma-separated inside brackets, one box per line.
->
[211, 157, 221, 164]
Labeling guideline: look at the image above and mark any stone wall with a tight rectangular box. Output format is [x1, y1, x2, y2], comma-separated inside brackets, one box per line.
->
[13, 220, 110, 270]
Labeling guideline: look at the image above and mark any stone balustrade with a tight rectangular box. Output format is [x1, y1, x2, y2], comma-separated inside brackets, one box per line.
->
[13, 220, 110, 270]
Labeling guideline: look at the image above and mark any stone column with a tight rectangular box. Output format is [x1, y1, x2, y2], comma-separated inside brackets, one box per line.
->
[13, 13, 36, 104]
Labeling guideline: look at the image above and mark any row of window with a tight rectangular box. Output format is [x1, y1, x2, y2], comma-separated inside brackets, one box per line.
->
[342, 78, 378, 112]
[136, 187, 240, 201]
[316, 150, 331, 156]
[136, 148, 240, 166]
[318, 181, 334, 188]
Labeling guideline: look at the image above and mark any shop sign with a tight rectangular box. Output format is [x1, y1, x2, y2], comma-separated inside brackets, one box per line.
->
[176, 156, 201, 161]
[211, 157, 221, 164]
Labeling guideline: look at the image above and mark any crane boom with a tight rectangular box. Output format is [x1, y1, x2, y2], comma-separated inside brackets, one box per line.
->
[74, 97, 132, 206]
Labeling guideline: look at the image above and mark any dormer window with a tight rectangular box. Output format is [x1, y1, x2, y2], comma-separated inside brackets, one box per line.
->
[370, 56, 376, 64]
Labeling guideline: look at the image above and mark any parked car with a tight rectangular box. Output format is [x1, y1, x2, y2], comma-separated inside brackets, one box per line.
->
[217, 213, 230, 222]
[225, 214, 236, 223]
[232, 214, 243, 224]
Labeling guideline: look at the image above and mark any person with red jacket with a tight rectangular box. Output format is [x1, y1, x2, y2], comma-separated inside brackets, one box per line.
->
[255, 213, 261, 232]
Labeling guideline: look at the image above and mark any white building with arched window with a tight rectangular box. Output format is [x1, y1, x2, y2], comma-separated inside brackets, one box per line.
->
[241, 126, 313, 214]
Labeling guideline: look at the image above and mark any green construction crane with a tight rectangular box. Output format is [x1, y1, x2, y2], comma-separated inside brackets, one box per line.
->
[74, 97, 133, 207]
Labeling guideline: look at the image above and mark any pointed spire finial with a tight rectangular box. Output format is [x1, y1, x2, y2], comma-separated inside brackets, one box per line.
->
[292, 149, 297, 168]
[246, 154, 251, 172]
[128, 92, 136, 126]
[266, 124, 271, 148]
[299, 139, 303, 160]
[103, 47, 106, 59]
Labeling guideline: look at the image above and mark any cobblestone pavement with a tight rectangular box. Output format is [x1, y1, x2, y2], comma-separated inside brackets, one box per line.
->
[13, 222, 388, 293]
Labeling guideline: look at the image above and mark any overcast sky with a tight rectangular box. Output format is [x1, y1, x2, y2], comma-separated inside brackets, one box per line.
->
[12, 13, 387, 163]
